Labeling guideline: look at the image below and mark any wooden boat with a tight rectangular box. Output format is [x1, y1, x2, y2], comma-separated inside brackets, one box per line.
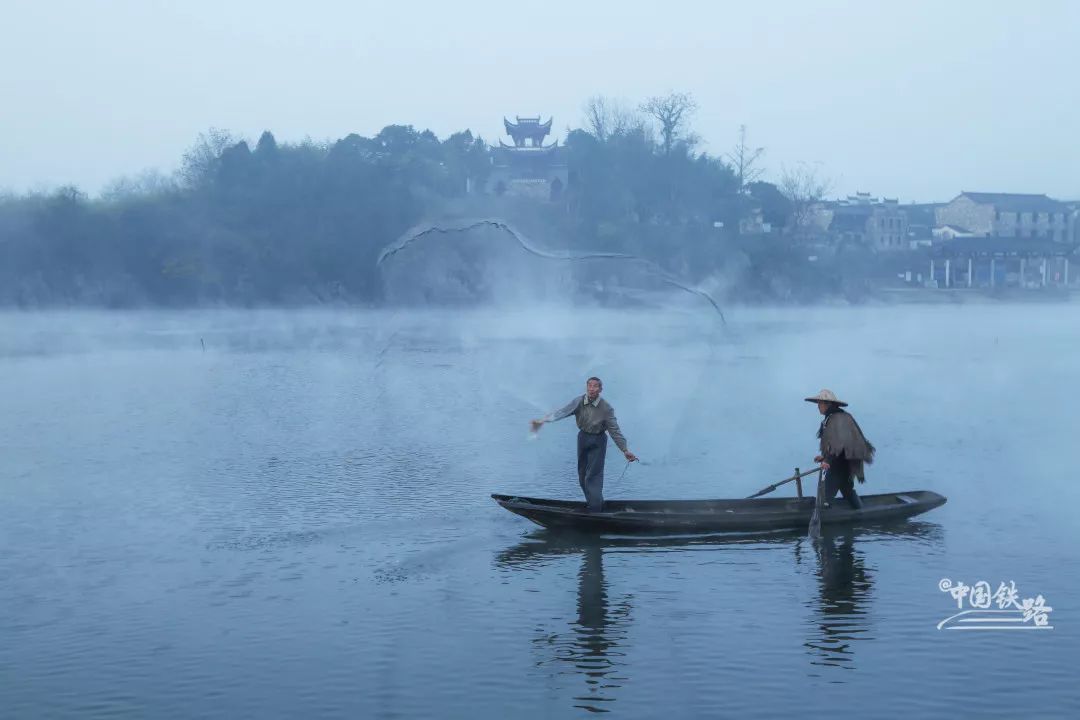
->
[491, 490, 947, 534]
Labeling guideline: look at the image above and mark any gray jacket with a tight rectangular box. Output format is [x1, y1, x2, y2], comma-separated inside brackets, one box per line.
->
[545, 395, 629, 453]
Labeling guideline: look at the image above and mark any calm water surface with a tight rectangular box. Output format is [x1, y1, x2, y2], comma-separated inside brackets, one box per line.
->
[1, 306, 1077, 718]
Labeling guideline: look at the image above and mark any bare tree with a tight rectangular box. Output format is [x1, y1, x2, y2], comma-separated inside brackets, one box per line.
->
[584, 95, 644, 141]
[178, 127, 236, 188]
[101, 169, 178, 201]
[613, 104, 644, 139]
[640, 91, 697, 154]
[779, 162, 832, 232]
[583, 95, 612, 141]
[727, 125, 765, 192]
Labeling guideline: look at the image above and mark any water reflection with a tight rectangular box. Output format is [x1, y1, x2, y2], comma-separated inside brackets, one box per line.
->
[801, 530, 872, 671]
[496, 531, 798, 713]
[499, 522, 946, 701]
[797, 522, 945, 674]
[497, 536, 633, 713]
[569, 544, 633, 712]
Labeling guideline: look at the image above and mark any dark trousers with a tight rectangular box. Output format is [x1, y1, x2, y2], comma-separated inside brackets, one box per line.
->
[577, 431, 608, 512]
[824, 460, 862, 510]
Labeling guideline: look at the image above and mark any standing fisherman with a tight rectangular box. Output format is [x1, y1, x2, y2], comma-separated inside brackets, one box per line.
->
[805, 389, 875, 510]
[531, 377, 638, 512]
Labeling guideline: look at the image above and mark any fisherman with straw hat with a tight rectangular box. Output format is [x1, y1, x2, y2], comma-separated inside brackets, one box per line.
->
[805, 389, 876, 510]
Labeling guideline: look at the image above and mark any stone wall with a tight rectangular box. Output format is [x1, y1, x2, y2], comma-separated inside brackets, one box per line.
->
[991, 210, 1068, 240]
[869, 205, 908, 251]
[937, 195, 1068, 240]
[936, 195, 995, 234]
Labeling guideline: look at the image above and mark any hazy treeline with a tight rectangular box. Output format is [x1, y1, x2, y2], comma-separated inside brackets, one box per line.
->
[0, 92, 859, 308]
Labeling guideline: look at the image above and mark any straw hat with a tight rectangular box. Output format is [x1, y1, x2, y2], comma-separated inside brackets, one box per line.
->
[804, 389, 847, 407]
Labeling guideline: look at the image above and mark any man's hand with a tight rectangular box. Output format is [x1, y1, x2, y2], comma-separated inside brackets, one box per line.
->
[814, 455, 830, 470]
[529, 419, 544, 433]
[624, 450, 638, 462]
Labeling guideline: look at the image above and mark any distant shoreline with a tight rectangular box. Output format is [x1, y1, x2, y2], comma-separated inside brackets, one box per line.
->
[870, 286, 1076, 304]
[1, 287, 1077, 313]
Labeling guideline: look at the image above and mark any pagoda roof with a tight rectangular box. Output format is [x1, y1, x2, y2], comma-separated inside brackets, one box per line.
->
[504, 116, 552, 136]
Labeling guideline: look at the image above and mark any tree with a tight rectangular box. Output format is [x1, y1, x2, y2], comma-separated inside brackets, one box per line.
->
[727, 125, 765, 193]
[582, 95, 642, 141]
[0, 102, 857, 309]
[441, 130, 490, 195]
[255, 131, 279, 156]
[374, 124, 420, 155]
[747, 181, 792, 228]
[779, 162, 832, 233]
[101, 169, 176, 201]
[639, 91, 697, 154]
[178, 128, 236, 189]
[583, 95, 611, 141]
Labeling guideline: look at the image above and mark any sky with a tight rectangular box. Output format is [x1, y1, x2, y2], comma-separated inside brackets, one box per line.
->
[1, 0, 1078, 203]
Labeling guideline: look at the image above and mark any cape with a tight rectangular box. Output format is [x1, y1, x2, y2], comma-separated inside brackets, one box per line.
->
[818, 411, 876, 480]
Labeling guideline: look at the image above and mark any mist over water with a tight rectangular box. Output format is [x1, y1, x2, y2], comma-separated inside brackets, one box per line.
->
[380, 220, 729, 320]
[1, 305, 1078, 717]
[4, 2, 1079, 716]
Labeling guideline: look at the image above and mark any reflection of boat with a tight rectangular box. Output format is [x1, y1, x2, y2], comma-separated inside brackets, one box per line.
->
[498, 522, 944, 687]
[498, 521, 943, 566]
[495, 529, 793, 569]
[491, 491, 947, 534]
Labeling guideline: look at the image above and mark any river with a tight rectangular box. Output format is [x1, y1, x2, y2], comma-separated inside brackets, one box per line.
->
[1, 305, 1077, 717]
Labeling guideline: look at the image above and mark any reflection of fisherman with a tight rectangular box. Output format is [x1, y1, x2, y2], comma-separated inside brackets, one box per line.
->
[807, 529, 872, 670]
[567, 543, 631, 712]
[805, 389, 875, 510]
[817, 531, 865, 599]
[577, 545, 610, 656]
[495, 537, 631, 713]
[531, 377, 637, 513]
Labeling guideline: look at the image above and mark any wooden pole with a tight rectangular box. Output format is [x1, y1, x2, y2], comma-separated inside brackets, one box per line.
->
[795, 467, 803, 499]
[809, 468, 824, 538]
[746, 466, 821, 499]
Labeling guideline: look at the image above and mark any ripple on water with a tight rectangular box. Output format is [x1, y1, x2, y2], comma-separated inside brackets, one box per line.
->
[1, 308, 1078, 718]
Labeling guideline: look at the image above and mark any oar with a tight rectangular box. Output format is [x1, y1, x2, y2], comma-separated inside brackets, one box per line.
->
[808, 467, 824, 539]
[746, 465, 821, 499]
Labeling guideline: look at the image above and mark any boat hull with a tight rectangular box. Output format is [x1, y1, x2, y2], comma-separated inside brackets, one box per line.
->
[491, 491, 947, 534]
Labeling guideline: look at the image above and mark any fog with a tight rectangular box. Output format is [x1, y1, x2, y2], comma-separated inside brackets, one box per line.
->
[2, 2, 1079, 716]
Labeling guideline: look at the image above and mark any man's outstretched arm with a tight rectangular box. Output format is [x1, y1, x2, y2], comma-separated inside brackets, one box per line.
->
[530, 396, 579, 432]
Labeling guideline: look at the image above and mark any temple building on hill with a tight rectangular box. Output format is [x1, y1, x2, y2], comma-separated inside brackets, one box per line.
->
[486, 115, 568, 201]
